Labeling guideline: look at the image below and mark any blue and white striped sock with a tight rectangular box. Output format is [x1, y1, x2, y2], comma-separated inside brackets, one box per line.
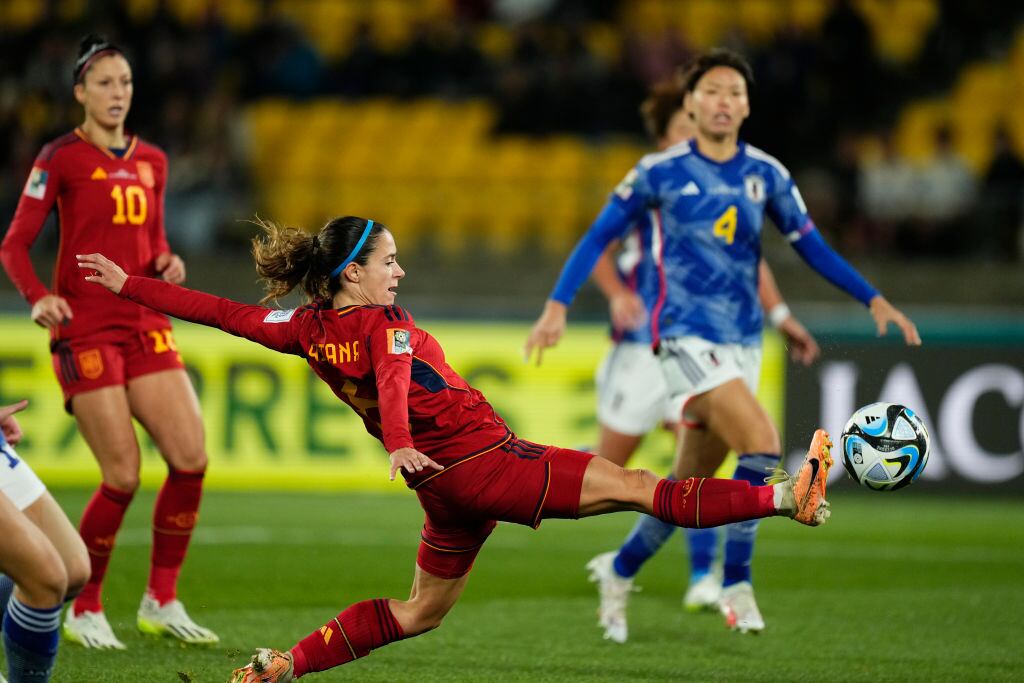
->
[0, 574, 14, 630]
[3, 596, 61, 682]
[723, 453, 780, 587]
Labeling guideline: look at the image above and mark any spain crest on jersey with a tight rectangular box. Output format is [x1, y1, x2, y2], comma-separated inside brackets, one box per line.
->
[137, 160, 155, 188]
[744, 174, 766, 203]
[387, 328, 412, 355]
[23, 167, 48, 199]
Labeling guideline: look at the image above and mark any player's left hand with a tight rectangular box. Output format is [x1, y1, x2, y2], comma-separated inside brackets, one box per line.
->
[155, 252, 186, 284]
[389, 447, 444, 481]
[0, 399, 28, 446]
[869, 295, 921, 346]
[77, 253, 128, 294]
[778, 315, 821, 366]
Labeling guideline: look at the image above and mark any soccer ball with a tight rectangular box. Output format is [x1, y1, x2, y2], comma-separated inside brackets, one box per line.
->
[840, 402, 930, 491]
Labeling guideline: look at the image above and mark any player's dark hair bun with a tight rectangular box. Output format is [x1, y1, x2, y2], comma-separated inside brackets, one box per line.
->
[73, 34, 125, 84]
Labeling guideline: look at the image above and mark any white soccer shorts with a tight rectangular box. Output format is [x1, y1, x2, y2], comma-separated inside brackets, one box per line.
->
[595, 341, 686, 436]
[656, 335, 763, 427]
[0, 443, 46, 511]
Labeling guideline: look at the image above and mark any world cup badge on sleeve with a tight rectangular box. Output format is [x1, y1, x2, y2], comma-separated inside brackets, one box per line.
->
[23, 167, 48, 199]
[387, 328, 412, 355]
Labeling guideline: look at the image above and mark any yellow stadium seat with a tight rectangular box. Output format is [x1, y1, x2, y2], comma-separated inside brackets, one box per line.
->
[738, 0, 784, 45]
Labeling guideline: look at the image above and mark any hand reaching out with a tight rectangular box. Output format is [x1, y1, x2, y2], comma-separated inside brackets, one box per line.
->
[77, 253, 128, 294]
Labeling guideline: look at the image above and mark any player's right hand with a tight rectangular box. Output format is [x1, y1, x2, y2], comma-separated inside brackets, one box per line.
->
[77, 253, 128, 295]
[524, 300, 568, 366]
[30, 294, 73, 329]
[389, 447, 443, 481]
[0, 399, 28, 445]
[608, 291, 647, 332]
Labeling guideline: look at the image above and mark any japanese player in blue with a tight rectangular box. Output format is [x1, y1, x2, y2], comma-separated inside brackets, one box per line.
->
[526, 48, 921, 635]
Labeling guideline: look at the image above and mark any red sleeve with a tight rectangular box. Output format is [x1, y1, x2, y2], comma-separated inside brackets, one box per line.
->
[120, 275, 306, 355]
[1, 153, 62, 305]
[149, 151, 171, 259]
[368, 306, 418, 453]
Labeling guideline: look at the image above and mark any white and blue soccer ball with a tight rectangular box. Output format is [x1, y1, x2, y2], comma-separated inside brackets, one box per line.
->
[840, 402, 930, 492]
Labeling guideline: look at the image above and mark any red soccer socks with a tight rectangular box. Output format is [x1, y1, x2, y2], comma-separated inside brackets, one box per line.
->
[147, 468, 205, 605]
[73, 483, 134, 614]
[652, 477, 775, 529]
[290, 599, 405, 676]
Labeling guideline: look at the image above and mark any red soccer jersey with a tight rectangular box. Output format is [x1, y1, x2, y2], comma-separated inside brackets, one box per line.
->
[1, 128, 173, 340]
[120, 276, 512, 484]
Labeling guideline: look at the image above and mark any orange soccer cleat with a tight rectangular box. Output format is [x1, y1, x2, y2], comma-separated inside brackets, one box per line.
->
[791, 429, 833, 526]
[769, 429, 833, 526]
[229, 648, 295, 683]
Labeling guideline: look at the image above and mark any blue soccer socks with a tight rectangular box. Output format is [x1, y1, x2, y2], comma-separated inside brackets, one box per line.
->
[3, 596, 61, 682]
[723, 453, 779, 587]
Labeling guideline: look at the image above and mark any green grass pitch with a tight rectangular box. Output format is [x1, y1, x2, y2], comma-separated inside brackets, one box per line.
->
[39, 488, 1024, 682]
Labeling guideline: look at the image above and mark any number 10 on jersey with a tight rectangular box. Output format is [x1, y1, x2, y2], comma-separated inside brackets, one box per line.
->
[111, 184, 147, 225]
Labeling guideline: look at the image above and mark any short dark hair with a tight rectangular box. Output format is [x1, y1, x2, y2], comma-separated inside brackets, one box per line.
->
[677, 48, 754, 95]
[640, 82, 685, 142]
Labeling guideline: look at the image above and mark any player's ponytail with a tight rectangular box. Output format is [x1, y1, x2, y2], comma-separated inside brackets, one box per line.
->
[73, 34, 125, 84]
[252, 218, 319, 304]
[251, 216, 384, 305]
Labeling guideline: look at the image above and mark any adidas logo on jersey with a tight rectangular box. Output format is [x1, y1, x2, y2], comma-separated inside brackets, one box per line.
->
[680, 181, 700, 196]
[90, 167, 107, 180]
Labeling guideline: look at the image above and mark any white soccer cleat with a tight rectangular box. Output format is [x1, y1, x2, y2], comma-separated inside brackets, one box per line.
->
[683, 570, 722, 613]
[585, 551, 635, 644]
[137, 594, 219, 645]
[63, 607, 127, 650]
[719, 581, 765, 634]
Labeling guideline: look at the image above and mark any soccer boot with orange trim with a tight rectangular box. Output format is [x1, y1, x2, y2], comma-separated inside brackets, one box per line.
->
[770, 429, 833, 526]
[718, 581, 765, 634]
[229, 648, 294, 683]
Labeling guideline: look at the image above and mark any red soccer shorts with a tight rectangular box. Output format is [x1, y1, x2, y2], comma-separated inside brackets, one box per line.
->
[413, 437, 594, 579]
[50, 327, 186, 413]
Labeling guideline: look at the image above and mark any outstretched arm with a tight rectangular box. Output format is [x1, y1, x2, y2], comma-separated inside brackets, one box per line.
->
[768, 175, 920, 346]
[78, 252, 304, 354]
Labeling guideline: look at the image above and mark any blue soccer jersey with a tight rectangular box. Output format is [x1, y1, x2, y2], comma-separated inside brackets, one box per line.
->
[552, 139, 877, 346]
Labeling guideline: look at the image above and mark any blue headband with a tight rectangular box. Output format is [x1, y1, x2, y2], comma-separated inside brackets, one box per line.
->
[330, 219, 374, 279]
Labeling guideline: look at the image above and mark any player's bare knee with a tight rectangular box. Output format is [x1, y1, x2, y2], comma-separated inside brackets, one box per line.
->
[165, 445, 208, 473]
[616, 467, 658, 505]
[64, 544, 91, 599]
[102, 466, 140, 494]
[403, 605, 447, 636]
[22, 560, 68, 607]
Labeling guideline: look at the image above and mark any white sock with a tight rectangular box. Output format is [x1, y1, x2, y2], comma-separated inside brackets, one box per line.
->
[772, 481, 795, 515]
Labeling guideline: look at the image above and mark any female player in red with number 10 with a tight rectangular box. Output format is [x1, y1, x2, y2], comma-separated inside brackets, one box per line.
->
[79, 215, 832, 681]
[0, 35, 217, 648]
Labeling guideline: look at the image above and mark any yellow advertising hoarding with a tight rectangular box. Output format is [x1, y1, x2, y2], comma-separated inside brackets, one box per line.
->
[0, 317, 783, 490]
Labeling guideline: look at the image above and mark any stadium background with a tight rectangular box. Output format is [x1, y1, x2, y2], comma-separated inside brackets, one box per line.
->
[2, 0, 1022, 493]
[1, 2, 1023, 681]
